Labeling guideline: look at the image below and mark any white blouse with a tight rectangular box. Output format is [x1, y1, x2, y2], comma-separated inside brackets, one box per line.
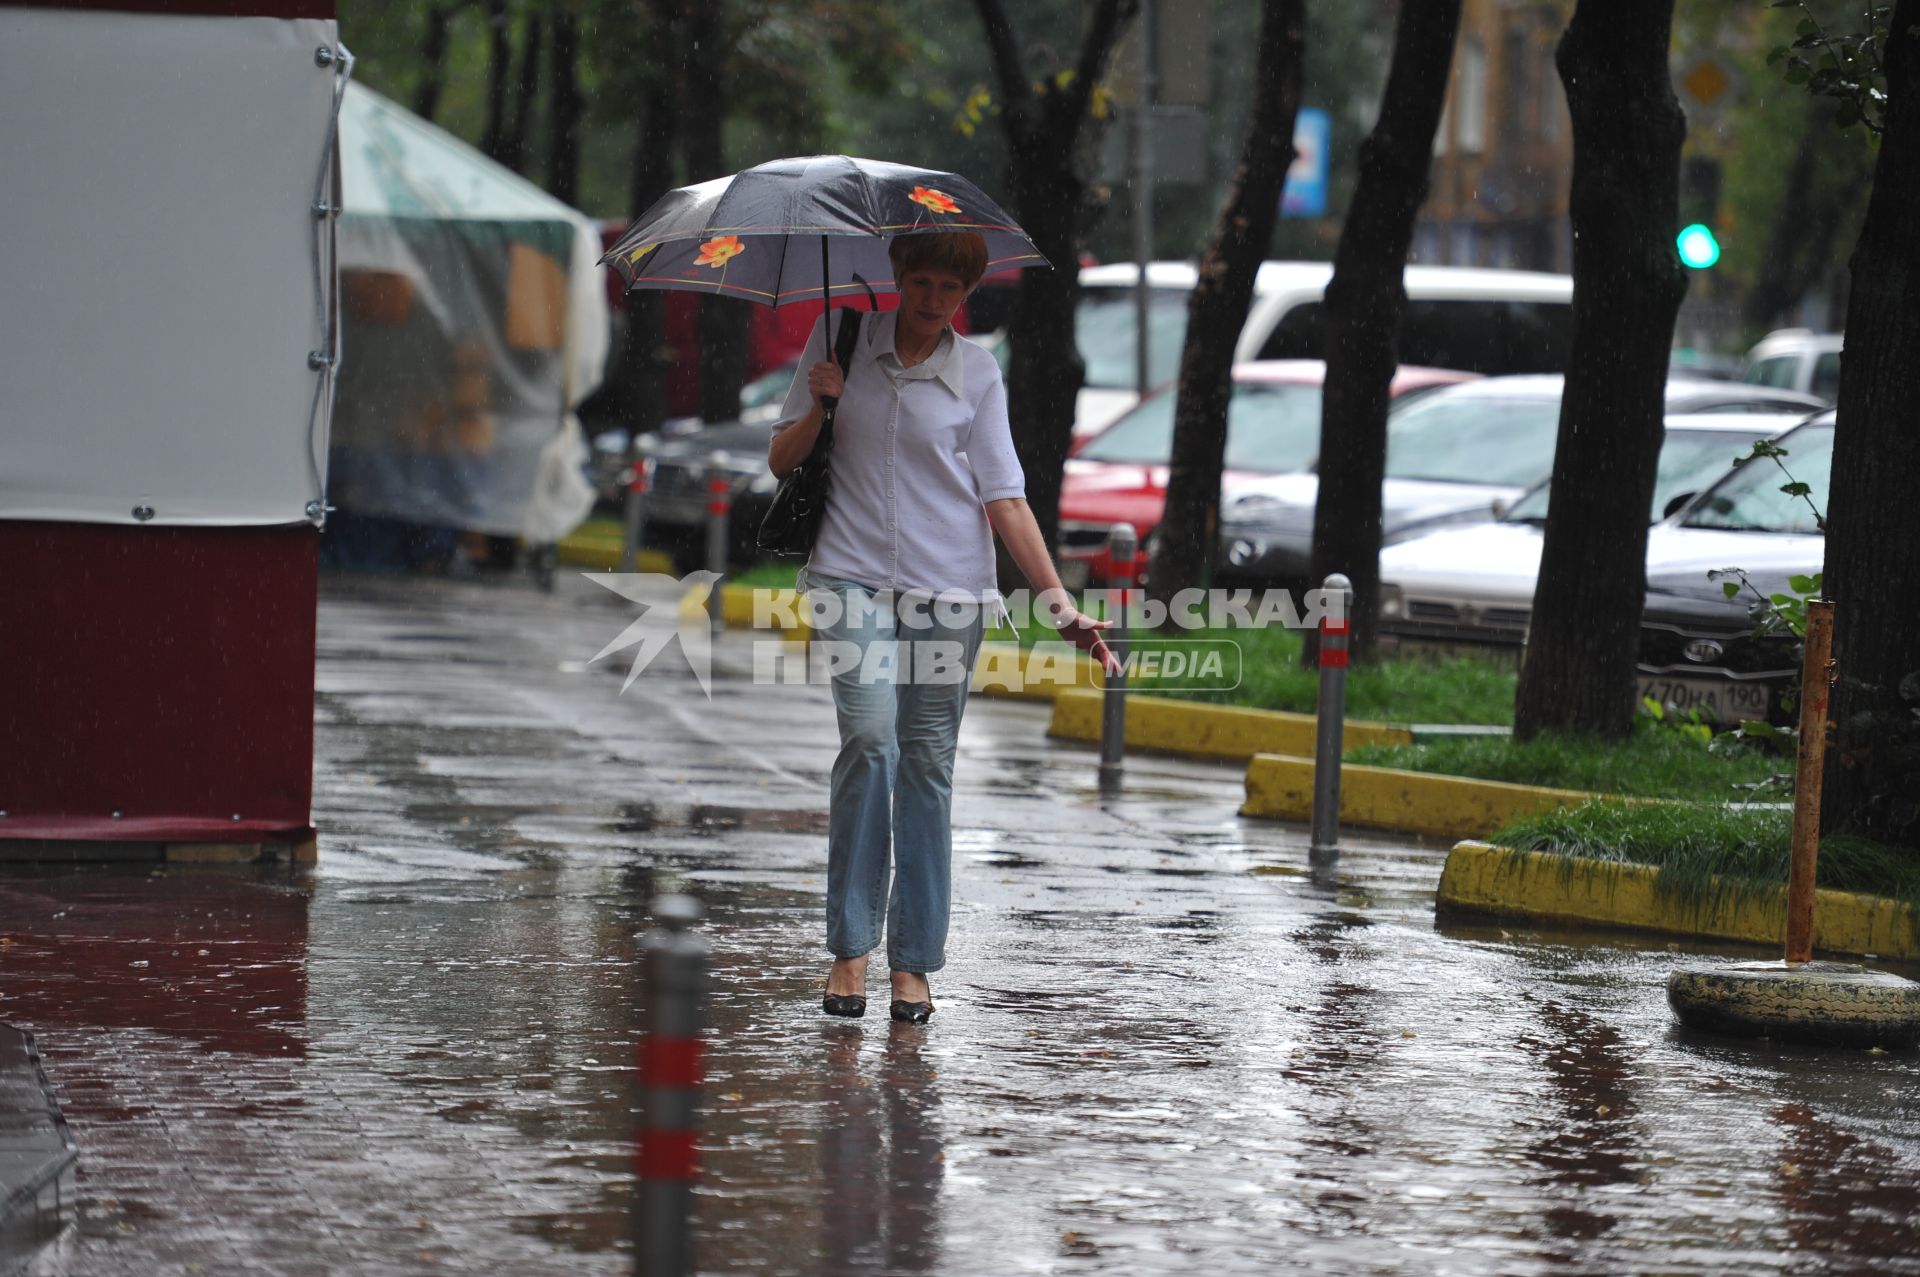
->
[770, 309, 1025, 600]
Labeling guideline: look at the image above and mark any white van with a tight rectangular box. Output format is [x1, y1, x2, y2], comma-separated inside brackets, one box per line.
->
[1742, 329, 1843, 405]
[1073, 261, 1575, 435]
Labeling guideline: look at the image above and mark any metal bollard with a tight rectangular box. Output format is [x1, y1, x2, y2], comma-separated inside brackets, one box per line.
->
[1309, 573, 1353, 860]
[635, 894, 710, 1277]
[620, 455, 652, 574]
[1098, 524, 1137, 789]
[703, 455, 730, 632]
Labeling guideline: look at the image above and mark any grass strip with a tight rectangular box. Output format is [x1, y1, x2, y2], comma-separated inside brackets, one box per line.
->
[1123, 624, 1516, 725]
[731, 563, 803, 589]
[1492, 800, 1920, 933]
[1348, 731, 1787, 801]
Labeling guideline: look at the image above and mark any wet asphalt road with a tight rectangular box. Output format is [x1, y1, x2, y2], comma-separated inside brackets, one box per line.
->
[6, 571, 1920, 1276]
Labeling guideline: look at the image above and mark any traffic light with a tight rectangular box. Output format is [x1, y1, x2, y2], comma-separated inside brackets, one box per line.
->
[1677, 156, 1722, 270]
[1677, 223, 1722, 269]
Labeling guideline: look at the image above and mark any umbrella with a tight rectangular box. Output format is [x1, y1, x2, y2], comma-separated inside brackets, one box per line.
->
[598, 154, 1048, 312]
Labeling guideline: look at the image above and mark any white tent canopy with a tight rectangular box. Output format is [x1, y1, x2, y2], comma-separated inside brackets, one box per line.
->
[330, 83, 608, 545]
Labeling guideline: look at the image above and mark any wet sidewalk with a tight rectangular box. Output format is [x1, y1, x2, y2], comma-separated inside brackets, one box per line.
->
[6, 572, 1920, 1276]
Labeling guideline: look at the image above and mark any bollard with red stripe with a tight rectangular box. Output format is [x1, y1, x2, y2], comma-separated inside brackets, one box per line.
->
[704, 455, 731, 631]
[635, 894, 709, 1277]
[1098, 523, 1137, 790]
[619, 457, 652, 574]
[1310, 573, 1353, 860]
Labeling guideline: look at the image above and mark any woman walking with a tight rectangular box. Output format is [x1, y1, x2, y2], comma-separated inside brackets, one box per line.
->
[769, 230, 1114, 1024]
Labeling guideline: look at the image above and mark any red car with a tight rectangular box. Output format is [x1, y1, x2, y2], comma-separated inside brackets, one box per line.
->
[1056, 360, 1478, 587]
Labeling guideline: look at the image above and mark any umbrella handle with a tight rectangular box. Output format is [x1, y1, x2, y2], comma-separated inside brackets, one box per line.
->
[819, 235, 839, 413]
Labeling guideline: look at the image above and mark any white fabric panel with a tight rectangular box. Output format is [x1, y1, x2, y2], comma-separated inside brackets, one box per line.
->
[0, 10, 338, 527]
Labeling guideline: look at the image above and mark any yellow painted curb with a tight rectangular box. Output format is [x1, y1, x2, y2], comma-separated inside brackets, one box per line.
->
[1436, 841, 1920, 962]
[973, 642, 1103, 701]
[554, 527, 673, 573]
[672, 585, 813, 637]
[1240, 754, 1601, 837]
[1048, 690, 1412, 762]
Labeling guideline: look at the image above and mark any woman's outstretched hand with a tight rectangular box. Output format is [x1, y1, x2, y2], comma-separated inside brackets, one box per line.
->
[1059, 609, 1121, 676]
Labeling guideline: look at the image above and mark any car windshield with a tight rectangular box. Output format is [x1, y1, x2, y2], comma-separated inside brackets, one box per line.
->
[1077, 382, 1325, 473]
[1077, 287, 1189, 390]
[1684, 423, 1833, 534]
[740, 360, 797, 411]
[1505, 427, 1771, 524]
[1385, 393, 1562, 485]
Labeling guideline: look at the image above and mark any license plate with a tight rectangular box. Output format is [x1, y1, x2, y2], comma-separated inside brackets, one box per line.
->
[1637, 675, 1773, 723]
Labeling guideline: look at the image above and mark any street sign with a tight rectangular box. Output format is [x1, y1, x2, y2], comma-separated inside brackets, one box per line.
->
[1677, 55, 1741, 119]
[1281, 108, 1330, 219]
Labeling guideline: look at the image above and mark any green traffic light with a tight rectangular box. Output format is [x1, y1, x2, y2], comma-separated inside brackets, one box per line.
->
[1677, 223, 1721, 269]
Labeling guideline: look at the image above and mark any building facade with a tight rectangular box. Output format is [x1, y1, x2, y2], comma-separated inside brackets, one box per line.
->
[1415, 0, 1575, 274]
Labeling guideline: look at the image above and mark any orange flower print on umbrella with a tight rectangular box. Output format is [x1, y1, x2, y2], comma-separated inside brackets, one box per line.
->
[694, 235, 746, 268]
[908, 186, 962, 215]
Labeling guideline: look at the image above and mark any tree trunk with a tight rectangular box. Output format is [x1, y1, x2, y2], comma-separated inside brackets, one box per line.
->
[479, 0, 511, 161]
[500, 11, 545, 174]
[683, 0, 746, 422]
[974, 0, 1136, 558]
[606, 0, 681, 440]
[1511, 0, 1689, 742]
[1823, 0, 1920, 849]
[545, 2, 583, 206]
[412, 2, 463, 124]
[1303, 0, 1462, 665]
[1147, 0, 1306, 605]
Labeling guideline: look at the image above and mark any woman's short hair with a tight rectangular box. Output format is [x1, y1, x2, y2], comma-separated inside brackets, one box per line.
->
[888, 232, 989, 290]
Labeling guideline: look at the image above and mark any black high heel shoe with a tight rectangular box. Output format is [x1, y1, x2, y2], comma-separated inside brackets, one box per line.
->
[823, 993, 867, 1018]
[889, 978, 934, 1023]
[888, 999, 934, 1023]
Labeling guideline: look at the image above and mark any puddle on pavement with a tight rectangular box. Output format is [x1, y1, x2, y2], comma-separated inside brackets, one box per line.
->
[611, 800, 830, 837]
[12, 808, 1920, 1275]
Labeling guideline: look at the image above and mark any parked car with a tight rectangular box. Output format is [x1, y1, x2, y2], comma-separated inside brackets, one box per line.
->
[1215, 375, 1826, 589]
[618, 418, 782, 569]
[1373, 413, 1803, 660]
[1743, 328, 1843, 405]
[1636, 414, 1832, 722]
[1055, 361, 1476, 589]
[588, 359, 798, 505]
[1072, 261, 1575, 436]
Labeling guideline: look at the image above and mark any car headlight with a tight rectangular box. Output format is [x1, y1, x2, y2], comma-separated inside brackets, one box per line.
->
[1379, 584, 1405, 620]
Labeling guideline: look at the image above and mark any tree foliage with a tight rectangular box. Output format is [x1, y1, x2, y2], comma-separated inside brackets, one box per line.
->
[1767, 1, 1894, 133]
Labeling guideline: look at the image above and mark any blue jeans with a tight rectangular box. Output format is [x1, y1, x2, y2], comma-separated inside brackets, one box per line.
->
[800, 570, 986, 973]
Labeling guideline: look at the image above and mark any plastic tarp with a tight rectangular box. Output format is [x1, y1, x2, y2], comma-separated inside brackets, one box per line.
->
[330, 83, 608, 543]
[0, 9, 341, 527]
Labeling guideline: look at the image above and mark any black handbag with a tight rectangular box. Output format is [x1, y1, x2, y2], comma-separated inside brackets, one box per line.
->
[757, 308, 862, 558]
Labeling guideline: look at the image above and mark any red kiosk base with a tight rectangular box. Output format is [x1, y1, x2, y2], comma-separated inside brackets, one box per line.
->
[0, 521, 319, 864]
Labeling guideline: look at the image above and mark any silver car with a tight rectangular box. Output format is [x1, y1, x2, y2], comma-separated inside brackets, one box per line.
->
[1374, 413, 1804, 661]
[1215, 374, 1825, 588]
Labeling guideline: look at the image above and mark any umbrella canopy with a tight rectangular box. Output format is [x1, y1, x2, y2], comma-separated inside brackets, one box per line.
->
[600, 154, 1048, 306]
